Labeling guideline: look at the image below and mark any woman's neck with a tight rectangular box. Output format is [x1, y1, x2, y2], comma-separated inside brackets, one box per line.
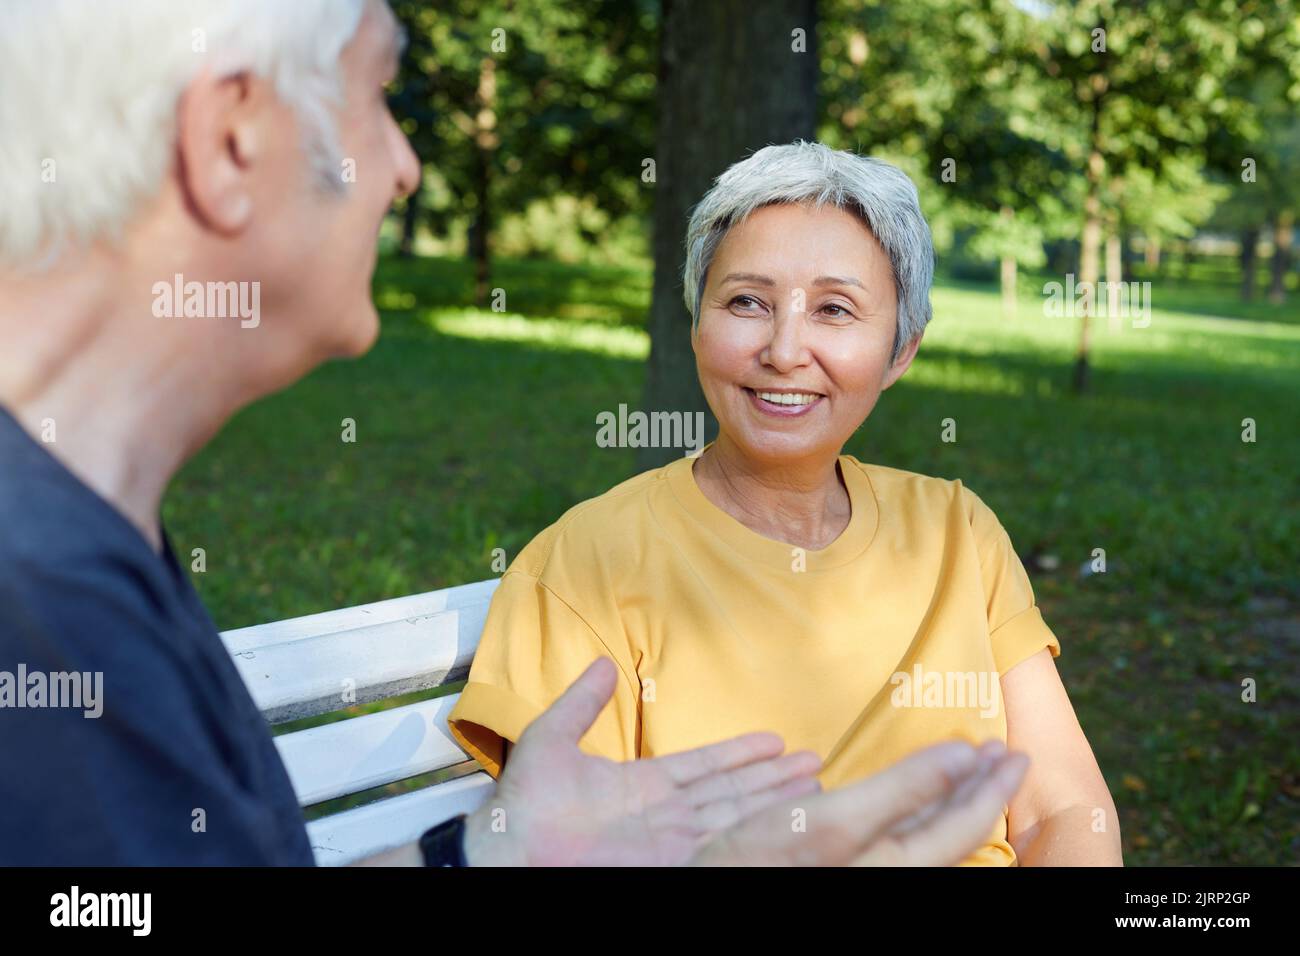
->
[692, 436, 851, 551]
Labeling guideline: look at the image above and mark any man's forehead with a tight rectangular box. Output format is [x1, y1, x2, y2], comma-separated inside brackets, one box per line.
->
[377, 2, 407, 65]
[350, 1, 405, 69]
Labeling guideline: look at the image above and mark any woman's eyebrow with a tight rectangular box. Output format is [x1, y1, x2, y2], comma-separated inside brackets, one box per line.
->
[812, 275, 865, 289]
[720, 272, 776, 286]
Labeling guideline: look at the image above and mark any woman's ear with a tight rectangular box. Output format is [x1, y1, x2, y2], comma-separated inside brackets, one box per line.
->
[882, 331, 923, 389]
[175, 69, 263, 236]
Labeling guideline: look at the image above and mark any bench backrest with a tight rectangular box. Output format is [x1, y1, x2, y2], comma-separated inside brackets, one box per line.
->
[220, 579, 501, 865]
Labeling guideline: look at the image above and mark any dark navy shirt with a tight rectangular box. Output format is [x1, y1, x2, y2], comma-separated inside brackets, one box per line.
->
[0, 405, 314, 865]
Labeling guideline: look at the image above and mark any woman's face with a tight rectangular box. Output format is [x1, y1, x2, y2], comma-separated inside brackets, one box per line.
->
[693, 202, 921, 467]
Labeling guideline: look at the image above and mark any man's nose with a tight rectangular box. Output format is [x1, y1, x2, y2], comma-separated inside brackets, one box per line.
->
[393, 128, 421, 200]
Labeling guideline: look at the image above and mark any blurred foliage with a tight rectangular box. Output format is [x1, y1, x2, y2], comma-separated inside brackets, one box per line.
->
[382, 0, 1299, 299]
[387, 0, 656, 259]
[819, 0, 1300, 279]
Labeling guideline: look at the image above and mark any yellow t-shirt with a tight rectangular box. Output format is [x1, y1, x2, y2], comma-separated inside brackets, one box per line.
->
[447, 453, 1061, 866]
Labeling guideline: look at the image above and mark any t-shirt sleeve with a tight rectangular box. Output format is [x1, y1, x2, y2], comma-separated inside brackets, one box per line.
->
[962, 486, 1061, 675]
[447, 569, 641, 778]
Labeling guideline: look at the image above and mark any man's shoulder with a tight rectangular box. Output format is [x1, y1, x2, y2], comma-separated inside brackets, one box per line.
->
[0, 414, 156, 578]
[0, 509, 198, 665]
[0, 549, 314, 866]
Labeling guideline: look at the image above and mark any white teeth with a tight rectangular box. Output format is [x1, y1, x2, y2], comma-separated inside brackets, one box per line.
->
[756, 390, 819, 406]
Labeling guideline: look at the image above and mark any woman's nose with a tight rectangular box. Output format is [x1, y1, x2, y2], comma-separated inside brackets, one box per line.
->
[761, 302, 811, 372]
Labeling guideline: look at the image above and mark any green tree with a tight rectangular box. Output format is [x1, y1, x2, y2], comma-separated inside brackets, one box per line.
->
[1027, 0, 1297, 390]
[1206, 59, 1300, 303]
[820, 0, 1078, 317]
[390, 0, 657, 303]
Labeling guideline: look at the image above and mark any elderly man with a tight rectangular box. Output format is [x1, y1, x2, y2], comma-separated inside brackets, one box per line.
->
[0, 0, 1026, 866]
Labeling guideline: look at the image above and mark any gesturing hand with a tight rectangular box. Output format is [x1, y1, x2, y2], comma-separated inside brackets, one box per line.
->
[689, 739, 1029, 866]
[462, 658, 823, 866]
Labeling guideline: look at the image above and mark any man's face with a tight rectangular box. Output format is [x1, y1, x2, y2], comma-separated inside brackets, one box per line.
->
[258, 0, 419, 361]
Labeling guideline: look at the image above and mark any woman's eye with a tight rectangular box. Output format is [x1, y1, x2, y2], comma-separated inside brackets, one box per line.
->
[731, 295, 762, 311]
[820, 303, 853, 319]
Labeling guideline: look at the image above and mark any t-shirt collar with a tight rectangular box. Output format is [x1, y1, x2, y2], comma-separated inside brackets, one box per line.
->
[665, 442, 880, 572]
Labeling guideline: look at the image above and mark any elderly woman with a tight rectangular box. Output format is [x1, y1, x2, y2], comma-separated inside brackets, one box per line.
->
[449, 141, 1121, 866]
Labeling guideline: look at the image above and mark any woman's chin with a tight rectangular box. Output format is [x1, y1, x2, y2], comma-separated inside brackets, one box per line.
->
[725, 427, 834, 464]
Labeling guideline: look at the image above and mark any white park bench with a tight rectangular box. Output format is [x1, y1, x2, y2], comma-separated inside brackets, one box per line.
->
[220, 578, 502, 865]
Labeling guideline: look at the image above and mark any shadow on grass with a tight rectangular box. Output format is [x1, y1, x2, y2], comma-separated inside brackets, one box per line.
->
[372, 255, 652, 327]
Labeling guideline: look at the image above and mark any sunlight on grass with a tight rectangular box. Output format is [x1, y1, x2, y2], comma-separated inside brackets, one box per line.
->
[423, 308, 650, 359]
[903, 356, 1039, 396]
[929, 284, 1300, 375]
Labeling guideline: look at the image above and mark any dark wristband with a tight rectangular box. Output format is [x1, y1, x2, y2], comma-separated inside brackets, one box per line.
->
[419, 813, 469, 867]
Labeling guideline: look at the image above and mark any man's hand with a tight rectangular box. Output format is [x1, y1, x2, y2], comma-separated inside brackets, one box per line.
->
[462, 658, 823, 866]
[689, 739, 1029, 866]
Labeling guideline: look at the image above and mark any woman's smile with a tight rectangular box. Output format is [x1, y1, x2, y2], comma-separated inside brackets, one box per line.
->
[742, 385, 826, 418]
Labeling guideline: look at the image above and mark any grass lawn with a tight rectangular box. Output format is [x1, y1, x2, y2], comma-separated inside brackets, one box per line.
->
[165, 252, 1299, 865]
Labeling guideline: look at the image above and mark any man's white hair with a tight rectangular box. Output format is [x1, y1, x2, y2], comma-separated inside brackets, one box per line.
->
[0, 0, 367, 269]
[683, 141, 935, 362]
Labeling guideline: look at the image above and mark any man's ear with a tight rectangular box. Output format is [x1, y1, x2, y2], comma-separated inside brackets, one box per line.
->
[175, 70, 264, 235]
[882, 331, 923, 389]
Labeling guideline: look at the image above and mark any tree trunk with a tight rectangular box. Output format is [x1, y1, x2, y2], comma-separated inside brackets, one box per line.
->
[638, 0, 818, 470]
[1050, 240, 1073, 276]
[1268, 212, 1294, 305]
[1144, 236, 1160, 272]
[399, 176, 423, 259]
[1074, 148, 1104, 393]
[470, 152, 491, 307]
[1073, 70, 1107, 395]
[470, 56, 498, 308]
[1105, 232, 1123, 284]
[1000, 256, 1017, 320]
[1240, 227, 1260, 301]
[1104, 229, 1123, 330]
[999, 206, 1017, 320]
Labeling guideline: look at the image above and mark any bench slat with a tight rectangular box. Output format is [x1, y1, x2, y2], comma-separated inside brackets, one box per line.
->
[222, 579, 499, 653]
[225, 581, 503, 863]
[306, 772, 495, 866]
[275, 694, 470, 806]
[223, 588, 497, 723]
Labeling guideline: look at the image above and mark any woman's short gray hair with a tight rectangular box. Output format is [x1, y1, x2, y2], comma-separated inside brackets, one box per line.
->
[682, 141, 934, 362]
